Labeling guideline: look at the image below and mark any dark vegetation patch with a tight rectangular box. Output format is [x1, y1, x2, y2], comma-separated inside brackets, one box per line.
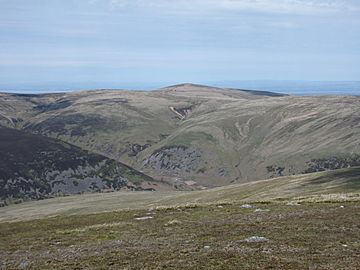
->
[0, 127, 102, 174]
[25, 113, 128, 136]
[35, 100, 73, 112]
[304, 155, 360, 173]
[8, 93, 39, 98]
[266, 156, 360, 179]
[8, 93, 64, 98]
[266, 165, 285, 178]
[0, 127, 155, 201]
[243, 89, 287, 97]
[232, 89, 287, 97]
[84, 98, 129, 106]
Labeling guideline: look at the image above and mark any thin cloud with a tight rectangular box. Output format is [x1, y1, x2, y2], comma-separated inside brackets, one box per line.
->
[107, 0, 359, 14]
[0, 55, 94, 67]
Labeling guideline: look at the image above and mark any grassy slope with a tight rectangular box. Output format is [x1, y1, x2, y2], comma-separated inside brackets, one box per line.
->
[1, 85, 359, 188]
[143, 93, 360, 186]
[0, 168, 359, 269]
[1, 167, 359, 223]
[1, 203, 360, 269]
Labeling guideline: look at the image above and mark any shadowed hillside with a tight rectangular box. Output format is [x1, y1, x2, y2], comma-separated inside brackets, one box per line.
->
[0, 84, 359, 189]
[0, 127, 167, 201]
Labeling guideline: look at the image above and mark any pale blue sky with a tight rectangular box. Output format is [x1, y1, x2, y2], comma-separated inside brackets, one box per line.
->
[0, 0, 360, 91]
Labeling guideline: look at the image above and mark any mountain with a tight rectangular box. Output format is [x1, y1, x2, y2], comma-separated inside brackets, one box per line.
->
[0, 83, 359, 191]
[0, 126, 167, 201]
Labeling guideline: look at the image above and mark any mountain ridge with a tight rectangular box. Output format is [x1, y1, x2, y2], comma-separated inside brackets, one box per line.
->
[0, 83, 359, 197]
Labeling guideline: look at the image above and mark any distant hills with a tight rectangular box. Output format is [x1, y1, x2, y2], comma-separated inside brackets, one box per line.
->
[1, 80, 359, 95]
[0, 83, 359, 200]
[211, 80, 360, 95]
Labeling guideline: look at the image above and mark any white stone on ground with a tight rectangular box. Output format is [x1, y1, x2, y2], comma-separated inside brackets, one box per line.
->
[286, 201, 300, 206]
[254, 208, 270, 212]
[244, 236, 268, 243]
[134, 216, 153, 220]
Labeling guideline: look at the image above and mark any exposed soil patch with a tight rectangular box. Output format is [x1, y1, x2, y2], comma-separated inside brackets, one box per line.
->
[169, 105, 194, 119]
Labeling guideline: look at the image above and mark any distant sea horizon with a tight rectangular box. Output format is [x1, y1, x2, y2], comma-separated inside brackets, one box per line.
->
[0, 80, 359, 96]
[212, 80, 360, 96]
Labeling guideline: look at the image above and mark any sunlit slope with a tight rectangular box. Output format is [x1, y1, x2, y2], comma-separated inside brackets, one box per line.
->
[1, 167, 359, 222]
[139, 94, 360, 186]
[0, 84, 359, 187]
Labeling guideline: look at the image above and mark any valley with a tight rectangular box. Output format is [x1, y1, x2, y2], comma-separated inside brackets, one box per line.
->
[0, 84, 359, 200]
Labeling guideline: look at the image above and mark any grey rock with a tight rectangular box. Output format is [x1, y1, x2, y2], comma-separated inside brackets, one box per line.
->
[19, 261, 29, 269]
[245, 236, 268, 243]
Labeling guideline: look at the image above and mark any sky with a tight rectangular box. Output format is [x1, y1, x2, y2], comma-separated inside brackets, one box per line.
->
[0, 0, 360, 91]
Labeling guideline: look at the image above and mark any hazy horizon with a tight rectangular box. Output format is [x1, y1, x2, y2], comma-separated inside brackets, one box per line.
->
[1, 0, 360, 90]
[0, 80, 359, 96]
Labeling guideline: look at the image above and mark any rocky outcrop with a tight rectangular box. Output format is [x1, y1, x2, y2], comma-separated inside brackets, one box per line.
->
[304, 155, 360, 173]
[143, 145, 202, 176]
[128, 143, 151, 156]
[265, 155, 360, 178]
